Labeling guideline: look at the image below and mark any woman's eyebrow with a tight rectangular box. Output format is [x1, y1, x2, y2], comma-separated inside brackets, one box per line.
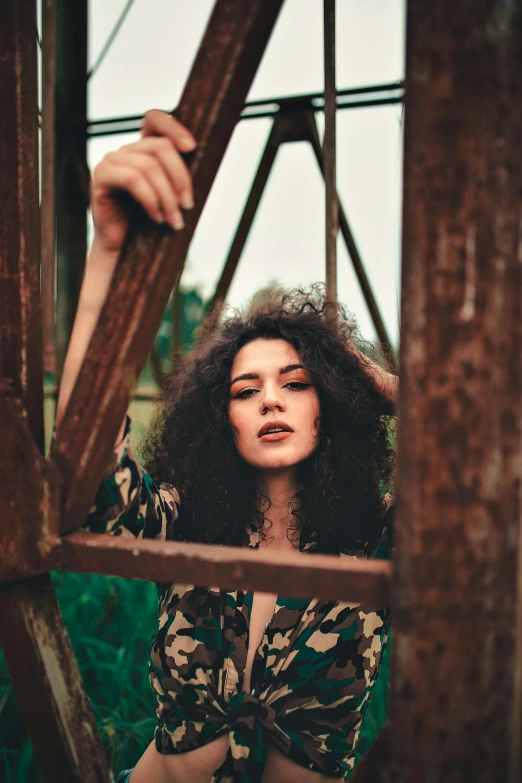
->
[230, 364, 305, 386]
[280, 363, 305, 375]
[230, 372, 259, 385]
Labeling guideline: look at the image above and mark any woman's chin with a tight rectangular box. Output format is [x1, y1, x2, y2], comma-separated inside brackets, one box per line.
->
[251, 451, 307, 471]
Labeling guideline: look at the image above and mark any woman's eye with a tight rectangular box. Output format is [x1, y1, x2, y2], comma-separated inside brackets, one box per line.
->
[285, 381, 310, 391]
[234, 388, 257, 399]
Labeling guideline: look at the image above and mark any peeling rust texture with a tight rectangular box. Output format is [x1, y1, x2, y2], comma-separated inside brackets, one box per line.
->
[50, 0, 286, 535]
[392, 2, 522, 782]
[0, 3, 112, 781]
[0, 387, 60, 581]
[0, 575, 113, 782]
[41, 0, 57, 375]
[49, 532, 392, 608]
[0, 0, 44, 446]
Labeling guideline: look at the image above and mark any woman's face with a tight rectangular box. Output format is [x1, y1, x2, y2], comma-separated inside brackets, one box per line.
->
[228, 338, 320, 471]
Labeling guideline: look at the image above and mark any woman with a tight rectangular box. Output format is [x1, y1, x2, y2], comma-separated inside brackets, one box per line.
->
[56, 110, 398, 783]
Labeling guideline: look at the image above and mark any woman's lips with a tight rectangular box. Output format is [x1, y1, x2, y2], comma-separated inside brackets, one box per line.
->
[258, 431, 293, 443]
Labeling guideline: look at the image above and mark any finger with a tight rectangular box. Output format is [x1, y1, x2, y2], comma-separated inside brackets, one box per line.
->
[93, 160, 163, 224]
[142, 109, 196, 152]
[121, 137, 194, 210]
[105, 150, 183, 228]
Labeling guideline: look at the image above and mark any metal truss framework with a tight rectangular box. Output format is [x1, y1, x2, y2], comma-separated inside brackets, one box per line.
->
[41, 0, 404, 379]
[0, 2, 521, 782]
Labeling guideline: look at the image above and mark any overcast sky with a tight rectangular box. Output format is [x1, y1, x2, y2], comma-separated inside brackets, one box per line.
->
[87, 0, 405, 348]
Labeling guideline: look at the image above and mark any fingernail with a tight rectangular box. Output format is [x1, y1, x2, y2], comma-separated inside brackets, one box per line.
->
[180, 192, 194, 210]
[183, 136, 197, 150]
[172, 213, 185, 231]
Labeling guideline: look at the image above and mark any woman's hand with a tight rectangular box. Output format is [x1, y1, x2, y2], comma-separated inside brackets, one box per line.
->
[91, 110, 197, 254]
[348, 344, 399, 405]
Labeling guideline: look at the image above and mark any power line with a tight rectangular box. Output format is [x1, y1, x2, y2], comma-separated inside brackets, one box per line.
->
[88, 0, 138, 80]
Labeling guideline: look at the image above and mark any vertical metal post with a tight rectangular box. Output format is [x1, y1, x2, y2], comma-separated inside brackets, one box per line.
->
[55, 0, 88, 376]
[305, 111, 398, 372]
[41, 0, 57, 376]
[513, 525, 522, 782]
[323, 0, 338, 301]
[0, 0, 43, 442]
[392, 2, 522, 782]
[0, 2, 111, 781]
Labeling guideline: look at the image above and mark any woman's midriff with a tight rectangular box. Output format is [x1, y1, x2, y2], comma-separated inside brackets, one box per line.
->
[129, 591, 276, 783]
[130, 589, 340, 782]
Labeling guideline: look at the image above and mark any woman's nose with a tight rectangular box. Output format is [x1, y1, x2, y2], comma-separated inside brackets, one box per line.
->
[259, 383, 286, 413]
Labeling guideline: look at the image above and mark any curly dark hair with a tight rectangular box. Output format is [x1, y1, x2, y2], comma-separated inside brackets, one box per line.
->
[142, 285, 396, 556]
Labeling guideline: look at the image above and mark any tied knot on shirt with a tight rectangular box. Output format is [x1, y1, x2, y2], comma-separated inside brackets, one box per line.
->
[227, 691, 276, 779]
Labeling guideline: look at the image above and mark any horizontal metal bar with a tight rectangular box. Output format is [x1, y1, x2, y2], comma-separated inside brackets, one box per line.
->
[49, 533, 392, 608]
[88, 96, 404, 138]
[87, 80, 404, 127]
[245, 80, 404, 107]
[86, 85, 404, 138]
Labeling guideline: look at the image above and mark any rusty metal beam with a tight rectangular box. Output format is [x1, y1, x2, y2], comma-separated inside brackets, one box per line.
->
[201, 114, 288, 338]
[323, 0, 338, 301]
[0, 0, 44, 442]
[305, 111, 398, 372]
[54, 0, 89, 377]
[0, 388, 59, 581]
[41, 0, 57, 375]
[198, 106, 397, 369]
[0, 575, 113, 783]
[87, 81, 405, 138]
[0, 3, 111, 781]
[47, 533, 392, 607]
[391, 2, 522, 782]
[512, 516, 522, 781]
[51, 0, 286, 535]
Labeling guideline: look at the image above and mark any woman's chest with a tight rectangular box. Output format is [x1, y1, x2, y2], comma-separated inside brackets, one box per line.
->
[241, 590, 278, 694]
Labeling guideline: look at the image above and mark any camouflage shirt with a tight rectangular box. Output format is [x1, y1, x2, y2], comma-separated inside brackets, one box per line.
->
[84, 417, 393, 782]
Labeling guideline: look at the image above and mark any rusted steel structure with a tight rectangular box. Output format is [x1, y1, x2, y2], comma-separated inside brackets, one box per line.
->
[323, 0, 338, 302]
[391, 3, 522, 782]
[199, 107, 398, 371]
[0, 2, 521, 783]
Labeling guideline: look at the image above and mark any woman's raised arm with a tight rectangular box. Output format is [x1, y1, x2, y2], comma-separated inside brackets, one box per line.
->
[55, 110, 197, 445]
[347, 343, 399, 407]
[53, 111, 195, 540]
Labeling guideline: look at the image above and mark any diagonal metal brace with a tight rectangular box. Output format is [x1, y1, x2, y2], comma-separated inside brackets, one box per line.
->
[50, 0, 286, 535]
